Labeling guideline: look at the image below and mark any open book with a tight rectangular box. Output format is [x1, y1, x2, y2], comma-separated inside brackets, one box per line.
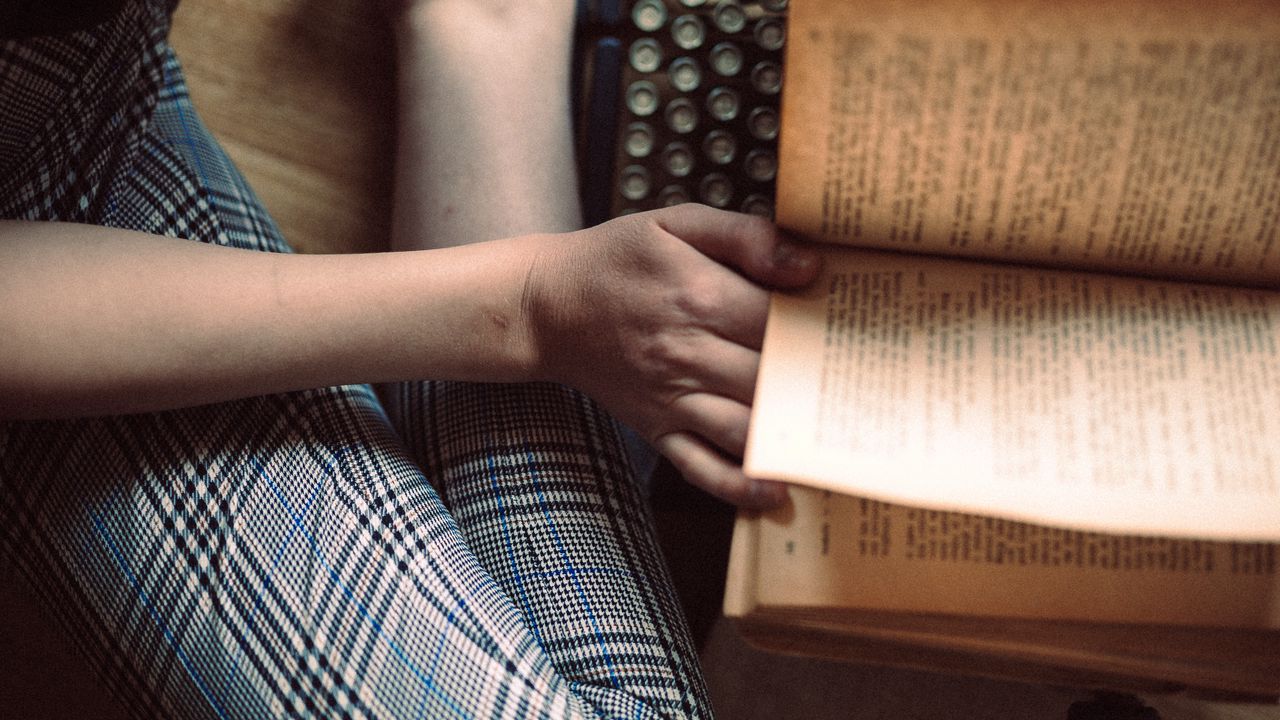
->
[728, 0, 1280, 698]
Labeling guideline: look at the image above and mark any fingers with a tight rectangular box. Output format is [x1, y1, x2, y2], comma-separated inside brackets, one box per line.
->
[692, 264, 773, 350]
[650, 204, 822, 290]
[655, 432, 789, 508]
[680, 342, 759, 404]
[669, 391, 752, 457]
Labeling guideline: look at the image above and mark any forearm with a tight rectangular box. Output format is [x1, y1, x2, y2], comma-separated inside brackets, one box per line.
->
[0, 221, 540, 419]
[390, 0, 581, 249]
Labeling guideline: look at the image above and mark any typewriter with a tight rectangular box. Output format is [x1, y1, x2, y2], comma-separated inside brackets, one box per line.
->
[573, 0, 788, 226]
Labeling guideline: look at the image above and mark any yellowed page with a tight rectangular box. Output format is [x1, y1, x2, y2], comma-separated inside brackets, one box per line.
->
[736, 488, 1280, 629]
[779, 0, 1280, 287]
[746, 248, 1280, 540]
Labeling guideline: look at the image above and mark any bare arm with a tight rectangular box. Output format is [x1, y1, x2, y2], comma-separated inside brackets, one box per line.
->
[390, 0, 581, 248]
[0, 220, 541, 418]
[0, 207, 821, 507]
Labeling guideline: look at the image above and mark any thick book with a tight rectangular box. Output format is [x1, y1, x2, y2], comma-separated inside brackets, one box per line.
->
[727, 0, 1280, 699]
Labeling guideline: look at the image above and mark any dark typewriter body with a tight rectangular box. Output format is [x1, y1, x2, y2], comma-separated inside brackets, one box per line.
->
[573, 0, 788, 226]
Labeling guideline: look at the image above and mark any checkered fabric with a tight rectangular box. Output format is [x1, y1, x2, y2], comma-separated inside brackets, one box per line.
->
[0, 2, 711, 718]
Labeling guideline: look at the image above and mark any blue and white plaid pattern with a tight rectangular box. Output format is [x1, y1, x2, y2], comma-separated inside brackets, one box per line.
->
[0, 2, 710, 717]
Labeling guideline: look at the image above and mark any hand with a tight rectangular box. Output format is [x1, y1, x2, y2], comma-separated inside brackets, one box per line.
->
[525, 205, 822, 508]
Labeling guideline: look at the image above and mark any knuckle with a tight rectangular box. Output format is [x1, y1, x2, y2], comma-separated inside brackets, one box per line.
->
[734, 213, 777, 250]
[744, 213, 775, 236]
[636, 329, 698, 380]
[673, 275, 724, 319]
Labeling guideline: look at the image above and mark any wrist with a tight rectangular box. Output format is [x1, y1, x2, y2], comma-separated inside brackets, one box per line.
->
[516, 231, 580, 387]
[345, 239, 547, 386]
[431, 236, 549, 384]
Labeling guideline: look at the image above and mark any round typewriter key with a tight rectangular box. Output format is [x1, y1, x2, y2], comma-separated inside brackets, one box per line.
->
[669, 57, 702, 92]
[709, 42, 743, 77]
[629, 38, 663, 73]
[624, 122, 655, 158]
[659, 184, 691, 207]
[620, 165, 651, 201]
[632, 0, 667, 31]
[665, 97, 699, 134]
[671, 15, 706, 51]
[663, 142, 695, 177]
[761, 0, 787, 11]
[678, 0, 707, 6]
[626, 81, 659, 117]
[754, 18, 785, 51]
[703, 130, 737, 165]
[706, 86, 740, 122]
[751, 60, 783, 95]
[747, 106, 779, 140]
[699, 173, 734, 208]
[745, 148, 778, 182]
[741, 194, 773, 217]
[713, 1, 747, 34]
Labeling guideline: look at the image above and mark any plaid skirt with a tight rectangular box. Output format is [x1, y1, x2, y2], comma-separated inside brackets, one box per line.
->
[0, 1, 709, 717]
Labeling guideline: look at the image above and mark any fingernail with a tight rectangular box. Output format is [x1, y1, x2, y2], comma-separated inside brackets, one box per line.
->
[773, 242, 817, 272]
[753, 480, 789, 508]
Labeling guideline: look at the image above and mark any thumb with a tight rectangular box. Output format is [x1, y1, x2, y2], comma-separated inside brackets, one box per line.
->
[650, 204, 822, 289]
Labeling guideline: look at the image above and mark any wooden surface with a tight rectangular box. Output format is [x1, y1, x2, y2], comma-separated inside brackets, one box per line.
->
[168, 0, 397, 254]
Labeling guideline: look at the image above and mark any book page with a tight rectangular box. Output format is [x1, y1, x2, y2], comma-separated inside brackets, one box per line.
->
[746, 248, 1280, 541]
[736, 488, 1280, 629]
[778, 0, 1280, 287]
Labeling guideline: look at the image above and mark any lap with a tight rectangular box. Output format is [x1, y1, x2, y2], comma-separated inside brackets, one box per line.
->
[0, 3, 709, 716]
[3, 384, 698, 717]
[3, 389, 488, 717]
